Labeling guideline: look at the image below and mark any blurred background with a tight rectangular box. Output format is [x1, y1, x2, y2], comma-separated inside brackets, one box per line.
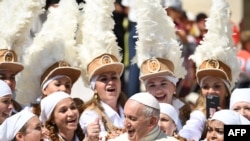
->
[71, 0, 250, 102]
[183, 0, 243, 27]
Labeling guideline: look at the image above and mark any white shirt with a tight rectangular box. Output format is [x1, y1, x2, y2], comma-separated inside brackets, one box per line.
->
[79, 101, 124, 138]
[178, 110, 206, 141]
[101, 101, 125, 128]
[172, 98, 185, 131]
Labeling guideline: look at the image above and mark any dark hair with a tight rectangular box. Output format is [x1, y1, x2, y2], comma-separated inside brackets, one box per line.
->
[46, 112, 85, 141]
[45, 0, 85, 10]
[73, 97, 85, 114]
[30, 103, 41, 117]
[196, 13, 207, 22]
[45, 0, 59, 10]
[11, 100, 22, 115]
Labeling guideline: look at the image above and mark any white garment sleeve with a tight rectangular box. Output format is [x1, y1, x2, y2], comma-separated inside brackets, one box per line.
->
[79, 110, 107, 138]
[79, 110, 99, 133]
[178, 110, 206, 141]
[176, 118, 183, 132]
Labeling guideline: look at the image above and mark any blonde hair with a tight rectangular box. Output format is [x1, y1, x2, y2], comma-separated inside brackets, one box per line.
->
[194, 95, 206, 116]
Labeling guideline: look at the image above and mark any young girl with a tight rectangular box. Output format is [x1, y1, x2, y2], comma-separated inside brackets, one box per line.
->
[0, 109, 42, 141]
[77, 0, 127, 140]
[159, 103, 179, 136]
[40, 91, 85, 141]
[0, 80, 13, 125]
[179, 0, 241, 140]
[205, 110, 249, 141]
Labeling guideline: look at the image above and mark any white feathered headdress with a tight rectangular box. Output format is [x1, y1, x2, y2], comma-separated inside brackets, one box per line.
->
[16, 0, 81, 105]
[189, 0, 241, 90]
[134, 0, 186, 84]
[0, 0, 45, 73]
[77, 0, 124, 87]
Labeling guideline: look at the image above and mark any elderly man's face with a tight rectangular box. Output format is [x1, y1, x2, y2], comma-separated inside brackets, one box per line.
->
[123, 100, 154, 141]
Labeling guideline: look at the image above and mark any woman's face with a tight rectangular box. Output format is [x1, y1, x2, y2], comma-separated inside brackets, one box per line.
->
[232, 101, 250, 121]
[16, 116, 43, 141]
[145, 77, 176, 104]
[158, 113, 176, 136]
[95, 72, 121, 104]
[0, 70, 16, 91]
[200, 77, 228, 108]
[0, 95, 13, 124]
[43, 76, 72, 96]
[206, 120, 224, 141]
[52, 98, 79, 133]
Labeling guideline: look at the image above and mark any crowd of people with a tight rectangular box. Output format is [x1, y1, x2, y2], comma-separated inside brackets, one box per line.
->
[0, 0, 250, 141]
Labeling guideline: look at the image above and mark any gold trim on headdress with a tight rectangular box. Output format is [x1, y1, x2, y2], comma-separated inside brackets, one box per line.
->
[0, 49, 24, 73]
[41, 61, 70, 84]
[133, 0, 186, 82]
[140, 58, 175, 81]
[16, 0, 80, 105]
[77, 0, 123, 86]
[197, 59, 232, 84]
[147, 58, 161, 73]
[87, 54, 123, 81]
[101, 55, 113, 64]
[0, 0, 44, 74]
[189, 0, 241, 89]
[0, 50, 17, 63]
[0, 0, 45, 56]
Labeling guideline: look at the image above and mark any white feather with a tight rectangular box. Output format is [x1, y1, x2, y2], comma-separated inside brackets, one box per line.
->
[133, 0, 186, 79]
[77, 0, 122, 86]
[16, 0, 80, 105]
[0, 0, 45, 57]
[189, 0, 241, 88]
[75, 3, 85, 45]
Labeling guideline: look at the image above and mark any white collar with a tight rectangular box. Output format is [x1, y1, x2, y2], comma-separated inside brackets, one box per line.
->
[100, 101, 123, 118]
[142, 126, 166, 140]
[172, 97, 185, 110]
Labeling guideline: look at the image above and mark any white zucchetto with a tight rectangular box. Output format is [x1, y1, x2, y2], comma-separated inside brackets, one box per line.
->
[40, 91, 70, 123]
[129, 92, 160, 110]
[230, 88, 250, 109]
[0, 109, 36, 141]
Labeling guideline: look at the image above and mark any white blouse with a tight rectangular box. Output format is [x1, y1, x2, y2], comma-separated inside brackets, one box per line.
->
[178, 110, 206, 141]
[79, 101, 124, 139]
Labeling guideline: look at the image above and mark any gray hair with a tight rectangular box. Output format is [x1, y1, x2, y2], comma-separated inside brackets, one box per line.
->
[142, 105, 160, 120]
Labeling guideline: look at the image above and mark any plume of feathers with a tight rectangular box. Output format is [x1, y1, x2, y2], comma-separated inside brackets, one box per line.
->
[16, 0, 80, 105]
[189, 0, 241, 88]
[75, 3, 85, 45]
[133, 0, 186, 79]
[0, 0, 45, 57]
[77, 0, 122, 86]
